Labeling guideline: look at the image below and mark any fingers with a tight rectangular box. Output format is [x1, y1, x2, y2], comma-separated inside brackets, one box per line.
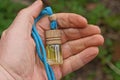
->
[61, 25, 101, 43]
[62, 34, 104, 59]
[56, 13, 88, 28]
[61, 47, 99, 76]
[36, 13, 88, 31]
[8, 0, 43, 36]
[36, 13, 88, 43]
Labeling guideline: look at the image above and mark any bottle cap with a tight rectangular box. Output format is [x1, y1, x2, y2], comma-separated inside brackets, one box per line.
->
[46, 30, 61, 44]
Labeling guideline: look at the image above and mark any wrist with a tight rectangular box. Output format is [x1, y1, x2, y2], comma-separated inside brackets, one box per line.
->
[0, 64, 15, 80]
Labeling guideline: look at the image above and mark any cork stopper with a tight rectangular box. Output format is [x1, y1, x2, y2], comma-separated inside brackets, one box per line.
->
[46, 30, 61, 44]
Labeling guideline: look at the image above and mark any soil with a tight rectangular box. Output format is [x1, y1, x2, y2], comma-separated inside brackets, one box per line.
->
[68, 60, 113, 80]
[102, 0, 120, 14]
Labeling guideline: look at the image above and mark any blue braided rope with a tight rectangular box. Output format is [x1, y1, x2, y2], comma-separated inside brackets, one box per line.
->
[32, 7, 57, 80]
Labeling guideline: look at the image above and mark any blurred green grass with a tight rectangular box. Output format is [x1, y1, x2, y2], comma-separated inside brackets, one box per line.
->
[0, 0, 120, 80]
[0, 0, 26, 35]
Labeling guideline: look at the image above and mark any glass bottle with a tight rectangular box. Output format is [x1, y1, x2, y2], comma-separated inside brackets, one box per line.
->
[46, 30, 63, 65]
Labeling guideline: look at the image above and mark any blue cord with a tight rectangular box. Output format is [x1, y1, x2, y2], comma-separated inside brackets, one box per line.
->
[32, 7, 57, 80]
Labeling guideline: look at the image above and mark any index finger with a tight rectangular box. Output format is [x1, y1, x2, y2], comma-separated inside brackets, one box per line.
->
[56, 13, 88, 29]
[36, 13, 88, 31]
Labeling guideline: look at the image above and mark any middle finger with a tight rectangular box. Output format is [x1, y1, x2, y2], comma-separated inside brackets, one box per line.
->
[61, 25, 101, 44]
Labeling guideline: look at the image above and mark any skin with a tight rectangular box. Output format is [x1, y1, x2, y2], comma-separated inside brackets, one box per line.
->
[0, 0, 104, 80]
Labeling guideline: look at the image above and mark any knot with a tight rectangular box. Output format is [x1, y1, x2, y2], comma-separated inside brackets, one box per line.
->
[49, 14, 57, 21]
[48, 14, 57, 30]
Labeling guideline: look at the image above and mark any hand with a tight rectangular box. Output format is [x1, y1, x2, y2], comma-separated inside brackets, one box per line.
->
[0, 1, 104, 80]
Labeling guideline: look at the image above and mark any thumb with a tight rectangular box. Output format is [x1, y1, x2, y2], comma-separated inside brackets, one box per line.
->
[26, 0, 43, 18]
[8, 0, 43, 35]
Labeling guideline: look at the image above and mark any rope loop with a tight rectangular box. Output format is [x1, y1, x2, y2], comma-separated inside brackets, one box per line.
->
[32, 6, 57, 80]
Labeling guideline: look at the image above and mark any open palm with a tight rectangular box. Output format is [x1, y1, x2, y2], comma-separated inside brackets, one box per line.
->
[35, 13, 104, 80]
[0, 1, 104, 80]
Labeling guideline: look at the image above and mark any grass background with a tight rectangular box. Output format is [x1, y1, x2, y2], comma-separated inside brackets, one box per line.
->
[0, 0, 120, 80]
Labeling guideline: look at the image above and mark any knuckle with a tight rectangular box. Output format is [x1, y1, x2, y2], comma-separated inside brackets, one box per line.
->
[18, 8, 27, 15]
[67, 42, 74, 54]
[83, 40, 87, 48]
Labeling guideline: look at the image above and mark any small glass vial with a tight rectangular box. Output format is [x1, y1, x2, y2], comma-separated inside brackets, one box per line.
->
[46, 30, 63, 65]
